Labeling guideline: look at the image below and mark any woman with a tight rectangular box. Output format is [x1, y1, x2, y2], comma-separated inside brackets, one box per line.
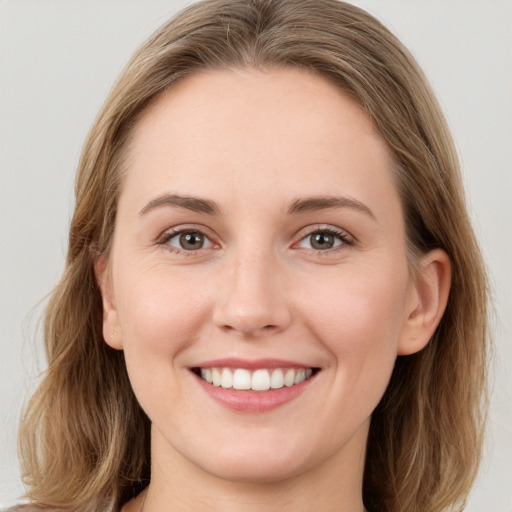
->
[11, 0, 489, 511]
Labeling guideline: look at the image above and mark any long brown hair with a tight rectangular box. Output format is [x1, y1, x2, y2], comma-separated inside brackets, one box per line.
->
[19, 1, 489, 511]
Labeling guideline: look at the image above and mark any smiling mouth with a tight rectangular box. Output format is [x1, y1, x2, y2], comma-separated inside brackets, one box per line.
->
[192, 367, 319, 391]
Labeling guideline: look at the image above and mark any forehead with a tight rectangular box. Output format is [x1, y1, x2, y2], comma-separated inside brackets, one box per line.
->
[121, 67, 399, 217]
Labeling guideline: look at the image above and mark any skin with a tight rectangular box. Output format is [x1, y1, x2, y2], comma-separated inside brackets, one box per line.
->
[97, 67, 451, 512]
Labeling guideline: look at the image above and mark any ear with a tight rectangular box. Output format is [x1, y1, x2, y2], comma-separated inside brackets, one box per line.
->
[95, 256, 123, 350]
[397, 249, 451, 355]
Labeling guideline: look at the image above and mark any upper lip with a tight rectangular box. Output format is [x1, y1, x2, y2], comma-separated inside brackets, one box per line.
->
[192, 358, 316, 370]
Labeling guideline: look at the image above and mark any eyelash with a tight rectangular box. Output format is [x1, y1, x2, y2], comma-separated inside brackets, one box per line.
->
[156, 226, 216, 257]
[156, 225, 354, 256]
[296, 226, 354, 254]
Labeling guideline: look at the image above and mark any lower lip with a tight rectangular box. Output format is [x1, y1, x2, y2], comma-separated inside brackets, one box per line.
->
[194, 373, 316, 413]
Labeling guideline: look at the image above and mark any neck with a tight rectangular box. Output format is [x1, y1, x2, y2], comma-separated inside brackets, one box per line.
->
[139, 423, 368, 512]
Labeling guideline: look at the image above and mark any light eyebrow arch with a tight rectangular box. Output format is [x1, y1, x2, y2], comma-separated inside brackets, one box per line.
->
[139, 193, 221, 216]
[287, 195, 376, 219]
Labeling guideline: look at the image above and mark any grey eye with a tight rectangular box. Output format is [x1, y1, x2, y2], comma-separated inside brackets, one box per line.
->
[167, 231, 212, 251]
[297, 231, 345, 251]
[310, 232, 336, 250]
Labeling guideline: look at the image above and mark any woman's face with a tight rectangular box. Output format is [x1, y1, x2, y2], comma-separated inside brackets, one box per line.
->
[100, 67, 439, 483]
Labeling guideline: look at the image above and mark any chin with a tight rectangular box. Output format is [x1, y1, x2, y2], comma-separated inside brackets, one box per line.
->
[201, 453, 309, 485]
[186, 430, 328, 485]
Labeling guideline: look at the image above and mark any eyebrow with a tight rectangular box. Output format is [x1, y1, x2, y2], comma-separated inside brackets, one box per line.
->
[287, 195, 375, 219]
[139, 193, 221, 216]
[138, 193, 375, 219]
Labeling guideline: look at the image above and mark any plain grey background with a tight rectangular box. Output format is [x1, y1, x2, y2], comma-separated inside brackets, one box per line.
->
[1, 0, 511, 509]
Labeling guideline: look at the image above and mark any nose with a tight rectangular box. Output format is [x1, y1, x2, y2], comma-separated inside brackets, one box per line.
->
[212, 250, 292, 338]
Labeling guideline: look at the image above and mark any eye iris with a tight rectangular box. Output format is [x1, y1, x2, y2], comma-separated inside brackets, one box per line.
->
[310, 232, 335, 250]
[179, 232, 204, 250]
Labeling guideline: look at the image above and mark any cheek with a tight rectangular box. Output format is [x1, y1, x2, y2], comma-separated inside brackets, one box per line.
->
[304, 266, 406, 334]
[114, 263, 211, 357]
[112, 264, 215, 415]
[299, 265, 408, 379]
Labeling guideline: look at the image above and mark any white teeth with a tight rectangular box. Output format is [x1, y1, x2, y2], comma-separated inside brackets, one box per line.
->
[294, 369, 306, 385]
[233, 369, 251, 390]
[200, 368, 213, 383]
[221, 368, 233, 388]
[212, 368, 222, 387]
[270, 369, 284, 389]
[284, 368, 295, 387]
[252, 369, 271, 391]
[198, 367, 315, 391]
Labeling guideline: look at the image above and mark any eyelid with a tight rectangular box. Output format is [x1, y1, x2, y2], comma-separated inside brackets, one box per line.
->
[293, 225, 355, 252]
[154, 223, 354, 256]
[156, 224, 220, 254]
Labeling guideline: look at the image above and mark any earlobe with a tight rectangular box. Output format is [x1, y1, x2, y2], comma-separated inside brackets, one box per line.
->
[95, 256, 123, 350]
[398, 249, 451, 355]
